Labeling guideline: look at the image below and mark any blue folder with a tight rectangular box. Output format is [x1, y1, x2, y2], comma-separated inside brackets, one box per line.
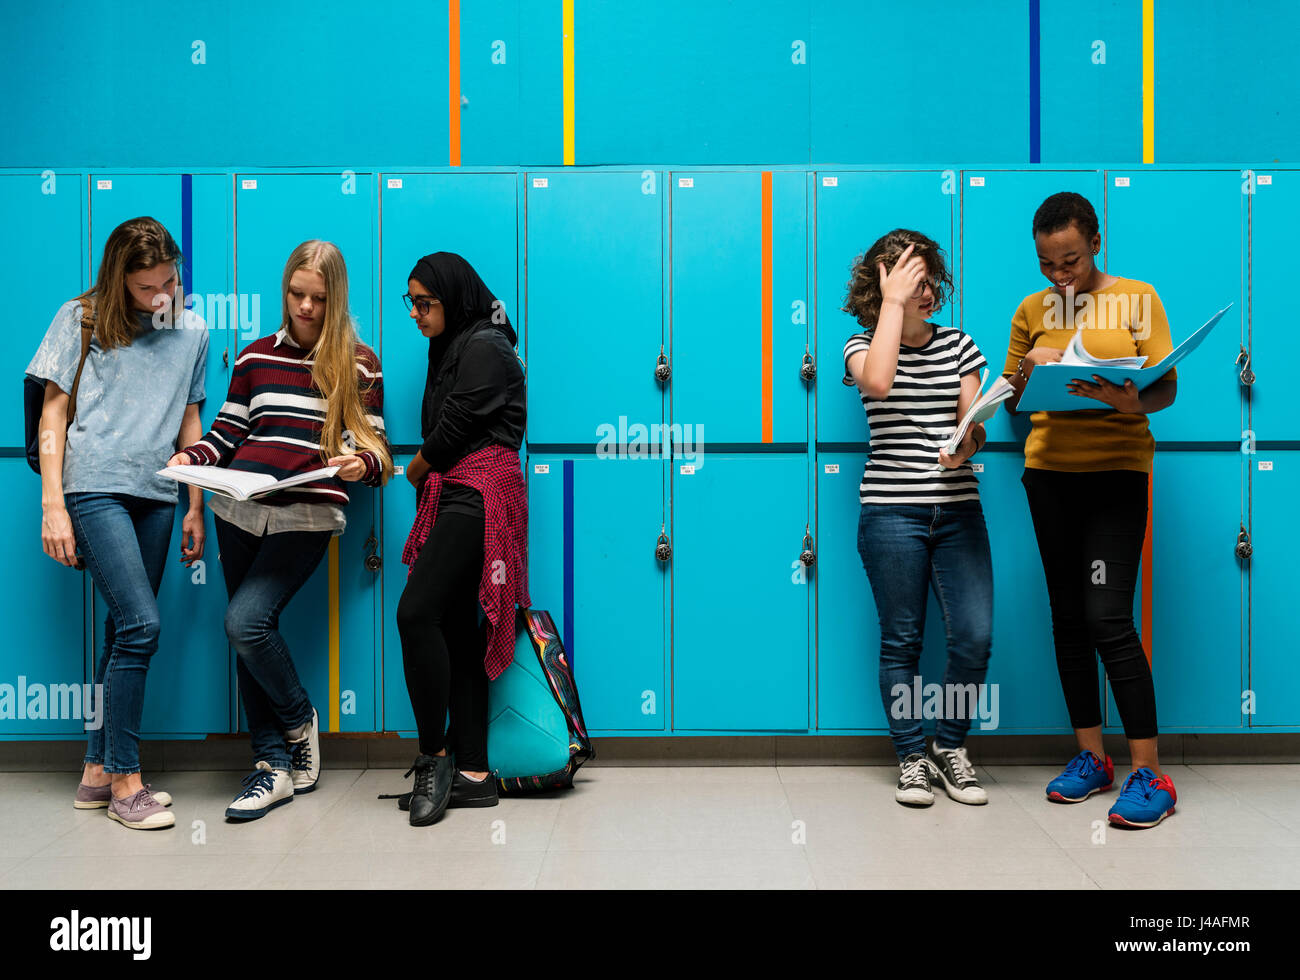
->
[1016, 304, 1233, 412]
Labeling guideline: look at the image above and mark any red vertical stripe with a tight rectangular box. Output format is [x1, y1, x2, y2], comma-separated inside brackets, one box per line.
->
[449, 0, 461, 166]
[761, 171, 773, 443]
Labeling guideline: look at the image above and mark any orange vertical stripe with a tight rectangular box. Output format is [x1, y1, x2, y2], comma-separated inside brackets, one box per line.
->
[760, 171, 773, 443]
[449, 0, 461, 166]
[1141, 466, 1154, 665]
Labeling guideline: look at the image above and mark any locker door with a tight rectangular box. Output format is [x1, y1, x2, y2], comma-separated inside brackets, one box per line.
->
[1249, 169, 1298, 443]
[671, 170, 807, 444]
[524, 171, 663, 446]
[1105, 454, 1245, 732]
[0, 460, 88, 737]
[6, 171, 85, 447]
[527, 455, 668, 733]
[960, 169, 1104, 445]
[378, 172, 518, 446]
[814, 171, 954, 446]
[233, 173, 380, 733]
[1106, 171, 1244, 443]
[672, 455, 809, 731]
[1249, 453, 1299, 727]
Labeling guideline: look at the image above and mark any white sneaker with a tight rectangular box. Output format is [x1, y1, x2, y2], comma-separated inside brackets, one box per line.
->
[225, 761, 293, 820]
[288, 707, 321, 794]
[896, 753, 936, 807]
[928, 744, 989, 805]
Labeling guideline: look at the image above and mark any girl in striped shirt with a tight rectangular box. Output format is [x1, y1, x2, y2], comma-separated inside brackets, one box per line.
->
[168, 240, 392, 820]
[842, 229, 993, 809]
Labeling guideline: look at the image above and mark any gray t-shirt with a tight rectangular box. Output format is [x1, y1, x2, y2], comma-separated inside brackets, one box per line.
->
[26, 299, 209, 503]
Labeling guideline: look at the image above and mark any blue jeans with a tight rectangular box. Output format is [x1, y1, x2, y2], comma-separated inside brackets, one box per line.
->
[856, 500, 994, 761]
[214, 516, 330, 770]
[66, 492, 176, 774]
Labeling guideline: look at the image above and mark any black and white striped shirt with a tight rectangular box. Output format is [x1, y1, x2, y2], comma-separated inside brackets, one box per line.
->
[842, 324, 986, 504]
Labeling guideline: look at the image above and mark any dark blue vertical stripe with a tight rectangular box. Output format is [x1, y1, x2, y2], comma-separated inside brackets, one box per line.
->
[180, 173, 193, 304]
[1029, 0, 1041, 163]
[563, 458, 574, 662]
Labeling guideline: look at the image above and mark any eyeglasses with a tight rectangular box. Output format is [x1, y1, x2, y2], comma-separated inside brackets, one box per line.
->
[912, 279, 937, 298]
[402, 293, 439, 315]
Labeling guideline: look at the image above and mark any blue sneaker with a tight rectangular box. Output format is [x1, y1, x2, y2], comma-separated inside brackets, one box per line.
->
[1108, 768, 1177, 828]
[1046, 750, 1114, 803]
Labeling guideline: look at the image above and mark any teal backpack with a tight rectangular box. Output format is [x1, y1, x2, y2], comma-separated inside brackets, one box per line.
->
[488, 608, 593, 795]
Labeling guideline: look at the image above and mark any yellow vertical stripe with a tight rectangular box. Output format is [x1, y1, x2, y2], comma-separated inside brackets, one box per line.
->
[1142, 0, 1155, 163]
[563, 0, 575, 165]
[328, 537, 339, 732]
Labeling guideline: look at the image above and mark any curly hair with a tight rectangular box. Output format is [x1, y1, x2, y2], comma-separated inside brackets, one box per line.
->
[842, 228, 953, 332]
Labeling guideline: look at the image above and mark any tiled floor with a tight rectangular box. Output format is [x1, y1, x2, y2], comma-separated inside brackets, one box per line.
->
[2, 764, 1298, 889]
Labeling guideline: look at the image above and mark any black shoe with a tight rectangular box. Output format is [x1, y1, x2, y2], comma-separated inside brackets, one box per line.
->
[450, 771, 499, 808]
[405, 754, 453, 826]
[390, 770, 499, 810]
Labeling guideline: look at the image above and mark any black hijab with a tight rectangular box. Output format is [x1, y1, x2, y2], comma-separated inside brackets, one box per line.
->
[408, 251, 517, 437]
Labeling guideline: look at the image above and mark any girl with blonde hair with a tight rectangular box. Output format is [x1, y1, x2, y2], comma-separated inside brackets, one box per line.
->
[169, 240, 391, 820]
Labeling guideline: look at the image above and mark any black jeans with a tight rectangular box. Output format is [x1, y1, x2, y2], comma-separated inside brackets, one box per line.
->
[1021, 467, 1157, 739]
[396, 511, 490, 771]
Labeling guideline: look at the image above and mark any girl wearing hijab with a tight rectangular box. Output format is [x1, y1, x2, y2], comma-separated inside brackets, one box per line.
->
[388, 251, 529, 827]
[169, 240, 392, 820]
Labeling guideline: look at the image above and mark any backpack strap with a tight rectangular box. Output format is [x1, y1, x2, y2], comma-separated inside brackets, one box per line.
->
[66, 303, 95, 428]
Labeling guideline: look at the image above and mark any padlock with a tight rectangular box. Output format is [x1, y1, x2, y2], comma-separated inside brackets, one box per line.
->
[1235, 527, 1252, 561]
[655, 350, 672, 383]
[655, 530, 672, 562]
[799, 527, 815, 567]
[800, 351, 817, 382]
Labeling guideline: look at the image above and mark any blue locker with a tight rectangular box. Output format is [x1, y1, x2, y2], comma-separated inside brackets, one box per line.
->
[88, 171, 236, 735]
[1249, 453, 1299, 726]
[977, 453, 1065, 732]
[816, 453, 947, 731]
[1105, 171, 1244, 443]
[380, 476, 419, 732]
[573, 1, 810, 164]
[516, 1, 565, 165]
[524, 171, 663, 446]
[378, 172, 518, 446]
[233, 173, 381, 733]
[671, 170, 806, 444]
[1105, 453, 1244, 732]
[1248, 169, 1297, 442]
[960, 169, 1103, 445]
[461, 2, 522, 166]
[672, 454, 809, 730]
[814, 171, 954, 446]
[810, 2, 1025, 163]
[0, 460, 88, 737]
[1039, 4, 1141, 163]
[6, 171, 85, 448]
[526, 455, 668, 733]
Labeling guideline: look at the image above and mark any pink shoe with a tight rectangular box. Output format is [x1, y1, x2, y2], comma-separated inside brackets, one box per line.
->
[106, 787, 175, 830]
[75, 782, 173, 809]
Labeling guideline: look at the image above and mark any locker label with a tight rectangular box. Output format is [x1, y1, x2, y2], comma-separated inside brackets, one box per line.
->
[1258, 460, 1273, 471]
[532, 177, 548, 188]
[387, 178, 403, 189]
[971, 463, 984, 473]
[1114, 177, 1130, 187]
[822, 176, 838, 187]
[96, 179, 112, 190]
[824, 463, 839, 473]
[533, 463, 550, 474]
[241, 179, 257, 190]
[679, 464, 695, 475]
[1258, 175, 1273, 185]
[393, 465, 404, 476]
[969, 176, 985, 187]
[677, 177, 694, 188]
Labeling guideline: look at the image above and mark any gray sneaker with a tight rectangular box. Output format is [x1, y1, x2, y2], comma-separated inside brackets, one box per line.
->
[928, 743, 989, 805]
[75, 782, 172, 809]
[106, 787, 176, 830]
[896, 753, 937, 807]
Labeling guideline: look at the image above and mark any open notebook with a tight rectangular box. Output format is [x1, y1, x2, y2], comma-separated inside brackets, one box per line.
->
[157, 464, 340, 501]
[942, 369, 1015, 455]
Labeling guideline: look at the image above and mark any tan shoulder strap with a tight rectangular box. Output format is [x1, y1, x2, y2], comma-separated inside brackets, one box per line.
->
[66, 302, 96, 429]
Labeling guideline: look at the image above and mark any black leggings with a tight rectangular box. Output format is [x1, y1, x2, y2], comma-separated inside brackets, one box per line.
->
[1021, 467, 1157, 740]
[396, 511, 490, 770]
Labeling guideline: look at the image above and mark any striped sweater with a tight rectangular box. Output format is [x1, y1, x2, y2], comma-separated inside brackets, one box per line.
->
[181, 327, 388, 505]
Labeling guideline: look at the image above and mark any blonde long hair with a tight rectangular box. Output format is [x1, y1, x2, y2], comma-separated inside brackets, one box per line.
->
[280, 241, 392, 481]
[75, 216, 185, 349]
